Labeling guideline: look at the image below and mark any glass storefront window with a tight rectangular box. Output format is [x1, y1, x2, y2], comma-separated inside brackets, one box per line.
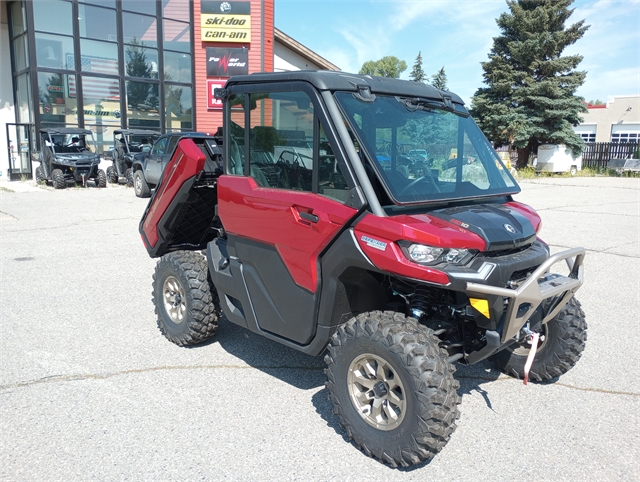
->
[80, 39, 119, 75]
[80, 0, 116, 8]
[164, 51, 191, 83]
[123, 12, 157, 47]
[86, 124, 117, 155]
[125, 43, 158, 79]
[35, 32, 75, 70]
[37, 72, 77, 125]
[165, 85, 192, 131]
[16, 73, 33, 124]
[79, 4, 117, 42]
[163, 0, 190, 22]
[126, 80, 160, 129]
[81, 75, 121, 126]
[33, 0, 73, 36]
[122, 0, 156, 15]
[10, 1, 26, 37]
[12, 34, 29, 72]
[163, 19, 190, 53]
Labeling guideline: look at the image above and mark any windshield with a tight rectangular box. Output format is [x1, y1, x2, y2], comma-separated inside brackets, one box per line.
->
[335, 93, 518, 205]
[48, 132, 97, 154]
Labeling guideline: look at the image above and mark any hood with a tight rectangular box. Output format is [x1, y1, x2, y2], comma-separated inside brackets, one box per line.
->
[56, 153, 99, 163]
[427, 203, 537, 251]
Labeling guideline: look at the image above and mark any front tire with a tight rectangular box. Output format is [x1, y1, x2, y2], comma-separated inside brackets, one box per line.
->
[96, 169, 107, 188]
[52, 169, 66, 189]
[325, 311, 461, 467]
[152, 250, 219, 346]
[125, 168, 133, 187]
[35, 166, 46, 184]
[494, 297, 587, 381]
[133, 170, 150, 197]
[106, 165, 117, 183]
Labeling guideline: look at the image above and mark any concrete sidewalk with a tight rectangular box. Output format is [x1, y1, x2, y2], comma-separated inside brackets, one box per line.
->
[0, 177, 44, 193]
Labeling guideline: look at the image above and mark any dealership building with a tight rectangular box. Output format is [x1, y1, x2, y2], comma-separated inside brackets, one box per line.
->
[0, 0, 338, 180]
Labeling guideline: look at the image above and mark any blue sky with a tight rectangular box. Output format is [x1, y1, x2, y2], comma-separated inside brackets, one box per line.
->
[274, 0, 640, 105]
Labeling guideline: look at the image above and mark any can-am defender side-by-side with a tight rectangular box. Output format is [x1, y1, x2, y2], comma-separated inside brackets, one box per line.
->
[107, 129, 160, 186]
[139, 72, 587, 467]
[34, 128, 106, 189]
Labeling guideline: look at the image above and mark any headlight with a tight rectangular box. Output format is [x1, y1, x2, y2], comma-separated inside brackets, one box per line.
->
[400, 242, 475, 266]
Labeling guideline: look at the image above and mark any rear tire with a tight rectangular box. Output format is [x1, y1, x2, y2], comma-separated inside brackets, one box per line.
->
[52, 169, 66, 189]
[152, 250, 219, 346]
[96, 169, 107, 188]
[570, 165, 578, 176]
[325, 311, 461, 467]
[35, 166, 46, 184]
[106, 166, 117, 183]
[494, 297, 586, 381]
[133, 170, 150, 197]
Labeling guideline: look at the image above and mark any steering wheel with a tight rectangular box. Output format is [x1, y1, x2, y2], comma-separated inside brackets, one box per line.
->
[400, 173, 441, 195]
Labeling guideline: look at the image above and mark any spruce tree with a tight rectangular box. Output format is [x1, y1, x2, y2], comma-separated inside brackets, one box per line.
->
[470, 0, 589, 167]
[431, 67, 448, 90]
[410, 52, 426, 82]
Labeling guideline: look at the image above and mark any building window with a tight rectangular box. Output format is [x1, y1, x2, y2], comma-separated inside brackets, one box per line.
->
[35, 32, 75, 70]
[78, 4, 117, 42]
[164, 51, 191, 83]
[122, 0, 157, 15]
[123, 12, 158, 47]
[37, 71, 77, 124]
[580, 133, 595, 143]
[165, 85, 192, 131]
[80, 40, 119, 75]
[33, 0, 73, 36]
[611, 133, 639, 143]
[126, 80, 160, 129]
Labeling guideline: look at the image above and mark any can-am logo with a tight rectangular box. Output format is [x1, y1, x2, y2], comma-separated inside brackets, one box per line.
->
[504, 224, 517, 234]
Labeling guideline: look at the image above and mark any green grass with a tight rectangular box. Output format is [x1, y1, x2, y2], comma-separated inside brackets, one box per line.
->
[515, 166, 638, 179]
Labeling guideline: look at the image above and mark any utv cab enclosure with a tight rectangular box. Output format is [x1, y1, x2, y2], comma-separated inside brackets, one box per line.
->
[108, 129, 160, 185]
[139, 71, 587, 467]
[34, 128, 106, 188]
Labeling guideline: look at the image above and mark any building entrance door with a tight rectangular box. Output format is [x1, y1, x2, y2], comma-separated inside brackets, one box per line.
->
[5, 123, 35, 180]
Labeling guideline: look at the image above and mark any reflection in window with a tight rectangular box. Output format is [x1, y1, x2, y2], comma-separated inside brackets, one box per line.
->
[16, 73, 33, 124]
[228, 94, 246, 175]
[163, 0, 190, 21]
[165, 85, 192, 131]
[123, 12, 157, 47]
[122, 0, 156, 14]
[81, 0, 116, 8]
[126, 81, 160, 130]
[164, 51, 191, 83]
[10, 2, 26, 37]
[81, 75, 121, 126]
[85, 124, 112, 155]
[35, 33, 75, 70]
[37, 72, 77, 124]
[33, 0, 73, 35]
[79, 4, 117, 41]
[125, 41, 158, 79]
[12, 34, 29, 71]
[163, 19, 190, 52]
[80, 39, 119, 75]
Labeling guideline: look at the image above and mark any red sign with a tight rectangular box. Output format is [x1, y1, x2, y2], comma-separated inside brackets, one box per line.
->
[207, 79, 225, 109]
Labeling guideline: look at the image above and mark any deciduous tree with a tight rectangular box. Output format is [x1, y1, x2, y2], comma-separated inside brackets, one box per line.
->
[360, 56, 407, 79]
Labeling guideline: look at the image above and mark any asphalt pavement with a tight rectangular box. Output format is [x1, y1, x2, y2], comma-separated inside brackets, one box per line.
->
[1, 176, 638, 481]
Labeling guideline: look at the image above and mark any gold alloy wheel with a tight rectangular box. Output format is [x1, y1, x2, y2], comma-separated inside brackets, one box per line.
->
[347, 353, 406, 431]
[163, 275, 186, 324]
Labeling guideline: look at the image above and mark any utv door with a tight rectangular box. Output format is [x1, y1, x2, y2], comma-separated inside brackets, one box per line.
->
[217, 87, 358, 345]
[144, 136, 170, 185]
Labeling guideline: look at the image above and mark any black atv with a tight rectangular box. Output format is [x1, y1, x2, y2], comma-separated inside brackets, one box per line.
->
[34, 128, 106, 189]
[108, 129, 160, 186]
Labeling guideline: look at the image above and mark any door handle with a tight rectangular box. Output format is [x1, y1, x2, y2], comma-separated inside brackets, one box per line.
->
[298, 211, 318, 223]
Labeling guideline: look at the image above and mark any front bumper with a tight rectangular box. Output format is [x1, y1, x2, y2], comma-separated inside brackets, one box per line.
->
[465, 247, 585, 343]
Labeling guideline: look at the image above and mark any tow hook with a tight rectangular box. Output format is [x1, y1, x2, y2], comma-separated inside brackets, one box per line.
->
[521, 327, 539, 385]
[81, 174, 85, 186]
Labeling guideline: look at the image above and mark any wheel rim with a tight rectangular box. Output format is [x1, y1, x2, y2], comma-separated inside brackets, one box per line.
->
[347, 353, 406, 431]
[135, 174, 141, 193]
[163, 276, 186, 324]
[510, 324, 549, 356]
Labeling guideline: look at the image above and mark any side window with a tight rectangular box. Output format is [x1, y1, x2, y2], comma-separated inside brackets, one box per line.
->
[166, 136, 179, 156]
[152, 137, 168, 155]
[249, 91, 313, 191]
[228, 94, 246, 175]
[318, 124, 350, 202]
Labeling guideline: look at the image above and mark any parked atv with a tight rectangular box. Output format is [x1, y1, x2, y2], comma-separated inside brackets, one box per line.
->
[108, 129, 160, 186]
[34, 128, 106, 189]
[139, 72, 587, 467]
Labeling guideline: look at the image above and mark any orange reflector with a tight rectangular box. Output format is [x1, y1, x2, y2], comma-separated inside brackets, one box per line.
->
[470, 298, 490, 318]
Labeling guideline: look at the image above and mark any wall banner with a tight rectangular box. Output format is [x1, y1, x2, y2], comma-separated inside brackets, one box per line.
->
[207, 79, 226, 109]
[206, 48, 248, 76]
[201, 1, 251, 43]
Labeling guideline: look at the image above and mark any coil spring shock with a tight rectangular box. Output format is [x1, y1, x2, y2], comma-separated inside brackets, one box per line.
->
[409, 287, 432, 321]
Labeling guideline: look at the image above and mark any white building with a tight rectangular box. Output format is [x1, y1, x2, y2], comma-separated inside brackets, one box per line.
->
[575, 95, 640, 143]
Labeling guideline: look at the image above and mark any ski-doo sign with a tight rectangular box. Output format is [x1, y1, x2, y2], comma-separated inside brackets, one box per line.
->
[201, 1, 251, 43]
[206, 48, 248, 76]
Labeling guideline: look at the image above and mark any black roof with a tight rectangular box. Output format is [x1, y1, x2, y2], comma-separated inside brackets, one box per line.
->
[40, 128, 94, 135]
[225, 70, 465, 105]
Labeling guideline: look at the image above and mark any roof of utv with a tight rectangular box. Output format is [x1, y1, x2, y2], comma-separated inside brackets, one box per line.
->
[225, 70, 465, 105]
[40, 127, 94, 135]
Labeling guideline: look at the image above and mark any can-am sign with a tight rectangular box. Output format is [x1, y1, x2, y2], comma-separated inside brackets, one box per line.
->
[206, 48, 248, 76]
[201, 1, 251, 43]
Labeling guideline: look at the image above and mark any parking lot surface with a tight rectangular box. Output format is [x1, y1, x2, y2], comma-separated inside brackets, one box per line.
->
[1, 177, 638, 481]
